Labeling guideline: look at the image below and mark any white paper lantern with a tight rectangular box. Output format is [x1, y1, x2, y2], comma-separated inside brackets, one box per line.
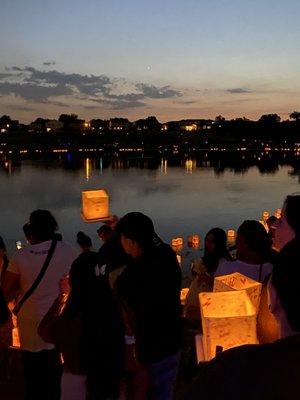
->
[82, 189, 109, 221]
[214, 272, 262, 311]
[199, 291, 258, 360]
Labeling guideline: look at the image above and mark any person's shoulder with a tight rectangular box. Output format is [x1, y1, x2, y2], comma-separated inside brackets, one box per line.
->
[215, 260, 235, 276]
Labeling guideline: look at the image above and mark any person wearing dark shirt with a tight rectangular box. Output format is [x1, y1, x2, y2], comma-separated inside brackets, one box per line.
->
[116, 212, 182, 400]
[183, 238, 300, 400]
[97, 225, 129, 288]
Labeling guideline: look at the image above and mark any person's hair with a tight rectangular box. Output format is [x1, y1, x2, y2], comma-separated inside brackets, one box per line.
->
[237, 220, 272, 262]
[203, 228, 231, 274]
[285, 194, 300, 237]
[97, 225, 113, 236]
[23, 223, 32, 240]
[77, 231, 92, 248]
[29, 210, 58, 242]
[272, 239, 300, 331]
[116, 212, 157, 250]
[0, 236, 6, 251]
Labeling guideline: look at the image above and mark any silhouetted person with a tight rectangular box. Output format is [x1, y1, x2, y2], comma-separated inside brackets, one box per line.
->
[116, 212, 182, 400]
[273, 194, 300, 251]
[2, 210, 77, 400]
[215, 220, 273, 282]
[76, 231, 92, 253]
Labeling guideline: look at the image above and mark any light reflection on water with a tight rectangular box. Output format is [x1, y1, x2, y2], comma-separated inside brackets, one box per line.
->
[1, 154, 300, 259]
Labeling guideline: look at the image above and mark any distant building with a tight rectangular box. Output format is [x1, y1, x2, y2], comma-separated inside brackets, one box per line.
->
[109, 118, 131, 131]
[90, 119, 109, 131]
[45, 119, 63, 132]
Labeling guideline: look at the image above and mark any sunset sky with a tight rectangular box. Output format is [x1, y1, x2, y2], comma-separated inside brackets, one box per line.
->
[1, 0, 300, 123]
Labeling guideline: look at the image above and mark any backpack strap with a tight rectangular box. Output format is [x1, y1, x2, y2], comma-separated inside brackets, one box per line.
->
[13, 239, 58, 315]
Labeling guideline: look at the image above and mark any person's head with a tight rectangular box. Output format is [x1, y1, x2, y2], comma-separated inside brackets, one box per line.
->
[269, 240, 300, 336]
[97, 225, 113, 243]
[116, 212, 158, 258]
[204, 228, 227, 255]
[28, 210, 58, 243]
[203, 228, 230, 274]
[236, 220, 272, 263]
[107, 215, 119, 231]
[273, 194, 300, 251]
[77, 231, 92, 252]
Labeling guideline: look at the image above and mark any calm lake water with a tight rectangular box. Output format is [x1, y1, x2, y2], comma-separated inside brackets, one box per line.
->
[1, 152, 300, 259]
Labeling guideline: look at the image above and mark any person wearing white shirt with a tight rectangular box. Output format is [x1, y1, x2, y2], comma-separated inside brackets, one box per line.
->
[2, 210, 77, 400]
[215, 220, 274, 282]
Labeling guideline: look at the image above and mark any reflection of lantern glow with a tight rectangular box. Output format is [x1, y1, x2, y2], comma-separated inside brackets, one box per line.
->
[199, 291, 258, 360]
[85, 158, 91, 180]
[160, 158, 167, 174]
[185, 159, 196, 173]
[82, 189, 109, 221]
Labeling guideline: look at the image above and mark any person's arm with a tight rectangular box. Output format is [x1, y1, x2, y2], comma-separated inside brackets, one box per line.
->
[2, 271, 20, 302]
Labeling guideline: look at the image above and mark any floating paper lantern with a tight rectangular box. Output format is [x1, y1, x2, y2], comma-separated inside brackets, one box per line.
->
[227, 229, 236, 246]
[171, 237, 184, 247]
[214, 272, 262, 311]
[227, 229, 236, 239]
[199, 291, 258, 360]
[274, 208, 282, 219]
[188, 234, 200, 249]
[262, 211, 270, 221]
[180, 288, 190, 305]
[82, 189, 109, 221]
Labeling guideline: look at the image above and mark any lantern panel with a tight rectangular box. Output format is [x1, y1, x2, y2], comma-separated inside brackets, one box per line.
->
[199, 291, 258, 360]
[213, 272, 262, 311]
[82, 189, 109, 221]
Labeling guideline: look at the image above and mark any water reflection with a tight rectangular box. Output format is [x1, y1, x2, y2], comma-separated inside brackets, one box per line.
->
[1, 151, 300, 257]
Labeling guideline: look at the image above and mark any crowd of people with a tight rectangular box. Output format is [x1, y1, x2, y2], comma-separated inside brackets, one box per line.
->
[0, 194, 300, 400]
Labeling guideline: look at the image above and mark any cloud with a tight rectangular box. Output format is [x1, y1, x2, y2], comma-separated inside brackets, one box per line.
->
[43, 61, 56, 66]
[0, 66, 182, 109]
[227, 88, 253, 94]
[136, 83, 182, 99]
[0, 81, 73, 101]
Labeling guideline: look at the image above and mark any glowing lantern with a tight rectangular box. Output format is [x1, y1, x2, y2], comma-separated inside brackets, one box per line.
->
[259, 211, 270, 232]
[227, 229, 236, 246]
[274, 208, 282, 219]
[180, 288, 189, 305]
[171, 237, 183, 247]
[214, 272, 262, 311]
[12, 327, 20, 348]
[188, 234, 200, 249]
[81, 189, 109, 221]
[199, 291, 258, 360]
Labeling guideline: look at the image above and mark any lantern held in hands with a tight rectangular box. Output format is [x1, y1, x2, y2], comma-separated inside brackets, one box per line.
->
[199, 291, 258, 361]
[82, 189, 109, 221]
[214, 272, 262, 311]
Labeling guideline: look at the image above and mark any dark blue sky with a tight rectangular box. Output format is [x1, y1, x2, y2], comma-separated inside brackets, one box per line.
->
[1, 0, 300, 122]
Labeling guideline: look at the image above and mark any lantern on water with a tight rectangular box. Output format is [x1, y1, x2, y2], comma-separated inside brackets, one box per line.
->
[274, 208, 282, 219]
[82, 189, 109, 221]
[188, 234, 200, 249]
[214, 272, 262, 311]
[227, 229, 236, 246]
[199, 291, 258, 361]
[180, 288, 189, 306]
[171, 237, 184, 247]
